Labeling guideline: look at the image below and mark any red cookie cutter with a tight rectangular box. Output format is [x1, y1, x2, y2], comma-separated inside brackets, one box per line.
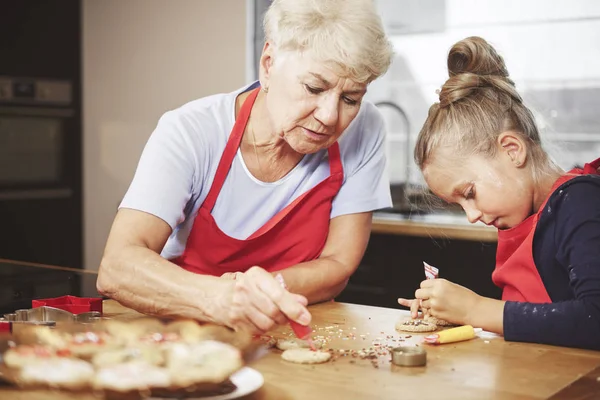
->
[32, 295, 103, 314]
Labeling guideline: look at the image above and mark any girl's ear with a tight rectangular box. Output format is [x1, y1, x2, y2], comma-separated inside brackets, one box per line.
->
[498, 131, 527, 167]
[258, 41, 274, 91]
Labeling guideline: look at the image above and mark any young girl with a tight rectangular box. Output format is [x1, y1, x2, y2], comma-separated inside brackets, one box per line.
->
[398, 36, 600, 350]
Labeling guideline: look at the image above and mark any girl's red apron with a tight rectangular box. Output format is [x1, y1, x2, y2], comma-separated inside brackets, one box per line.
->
[492, 158, 600, 302]
[172, 88, 344, 276]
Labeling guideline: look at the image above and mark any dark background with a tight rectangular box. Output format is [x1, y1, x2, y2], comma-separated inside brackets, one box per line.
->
[337, 233, 500, 308]
[0, 0, 83, 269]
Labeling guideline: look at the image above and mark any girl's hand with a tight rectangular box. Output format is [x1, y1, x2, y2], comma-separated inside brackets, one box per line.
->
[218, 266, 310, 334]
[414, 278, 481, 325]
[397, 298, 423, 319]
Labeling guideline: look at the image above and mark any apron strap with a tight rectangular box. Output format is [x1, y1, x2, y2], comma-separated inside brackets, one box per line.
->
[202, 87, 260, 212]
[583, 157, 600, 174]
[328, 140, 343, 178]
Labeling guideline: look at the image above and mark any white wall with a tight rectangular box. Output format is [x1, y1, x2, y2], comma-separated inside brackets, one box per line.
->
[83, 0, 247, 270]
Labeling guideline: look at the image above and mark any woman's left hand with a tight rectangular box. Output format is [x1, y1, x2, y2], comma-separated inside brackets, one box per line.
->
[221, 272, 243, 280]
[399, 278, 482, 325]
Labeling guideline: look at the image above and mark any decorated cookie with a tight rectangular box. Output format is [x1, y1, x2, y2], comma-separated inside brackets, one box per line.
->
[275, 338, 323, 351]
[93, 361, 170, 391]
[20, 358, 95, 390]
[281, 348, 331, 364]
[424, 315, 455, 327]
[395, 319, 438, 333]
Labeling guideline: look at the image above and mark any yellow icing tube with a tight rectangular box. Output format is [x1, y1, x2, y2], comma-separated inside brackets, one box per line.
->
[424, 325, 482, 344]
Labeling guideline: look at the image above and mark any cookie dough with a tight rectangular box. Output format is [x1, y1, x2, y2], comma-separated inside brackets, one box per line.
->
[281, 348, 331, 364]
[395, 319, 438, 333]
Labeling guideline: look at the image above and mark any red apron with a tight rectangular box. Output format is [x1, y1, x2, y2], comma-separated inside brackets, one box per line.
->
[492, 158, 600, 302]
[172, 88, 344, 276]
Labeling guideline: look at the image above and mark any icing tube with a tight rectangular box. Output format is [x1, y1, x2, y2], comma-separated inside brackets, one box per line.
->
[275, 274, 315, 349]
[424, 325, 482, 344]
[423, 261, 439, 280]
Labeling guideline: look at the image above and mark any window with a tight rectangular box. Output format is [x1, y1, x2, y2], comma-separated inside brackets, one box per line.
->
[368, 0, 600, 212]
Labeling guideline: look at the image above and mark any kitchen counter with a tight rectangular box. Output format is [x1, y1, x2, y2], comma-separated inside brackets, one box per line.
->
[3, 298, 599, 399]
[372, 211, 498, 242]
[0, 258, 99, 315]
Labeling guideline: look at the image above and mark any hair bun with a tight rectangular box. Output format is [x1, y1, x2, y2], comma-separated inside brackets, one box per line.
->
[447, 36, 508, 78]
[438, 36, 520, 108]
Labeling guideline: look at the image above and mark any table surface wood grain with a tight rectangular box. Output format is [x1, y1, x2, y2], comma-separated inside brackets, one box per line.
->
[2, 299, 599, 400]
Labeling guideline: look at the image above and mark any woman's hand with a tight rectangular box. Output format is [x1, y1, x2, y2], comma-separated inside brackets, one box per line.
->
[220, 272, 243, 280]
[218, 266, 311, 334]
[398, 278, 482, 325]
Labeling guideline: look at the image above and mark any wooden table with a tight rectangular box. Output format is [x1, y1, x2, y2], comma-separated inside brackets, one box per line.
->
[3, 300, 599, 400]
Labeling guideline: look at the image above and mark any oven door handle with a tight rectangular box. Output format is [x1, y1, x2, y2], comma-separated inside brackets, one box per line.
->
[0, 188, 73, 201]
[0, 106, 74, 118]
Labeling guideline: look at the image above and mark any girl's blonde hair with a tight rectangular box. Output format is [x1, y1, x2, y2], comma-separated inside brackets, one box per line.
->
[263, 0, 393, 84]
[414, 36, 557, 182]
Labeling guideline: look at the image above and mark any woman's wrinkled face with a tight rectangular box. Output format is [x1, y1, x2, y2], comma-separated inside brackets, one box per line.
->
[260, 46, 367, 154]
[423, 152, 534, 230]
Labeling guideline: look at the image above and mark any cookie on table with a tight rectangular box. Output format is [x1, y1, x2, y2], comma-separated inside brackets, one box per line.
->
[281, 348, 331, 364]
[395, 319, 438, 333]
[275, 338, 323, 351]
[424, 315, 455, 327]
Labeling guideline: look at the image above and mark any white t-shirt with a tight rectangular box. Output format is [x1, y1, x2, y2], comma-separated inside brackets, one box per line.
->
[120, 82, 392, 259]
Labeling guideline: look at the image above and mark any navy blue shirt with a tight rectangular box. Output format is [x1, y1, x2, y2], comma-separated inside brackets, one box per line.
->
[503, 174, 600, 350]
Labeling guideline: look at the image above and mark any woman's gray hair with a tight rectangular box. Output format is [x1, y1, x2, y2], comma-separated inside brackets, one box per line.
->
[263, 0, 393, 84]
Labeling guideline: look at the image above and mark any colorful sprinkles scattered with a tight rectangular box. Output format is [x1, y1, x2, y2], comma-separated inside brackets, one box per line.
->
[259, 320, 421, 369]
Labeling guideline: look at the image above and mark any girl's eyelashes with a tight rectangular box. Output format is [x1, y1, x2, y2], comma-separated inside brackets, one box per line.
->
[465, 186, 475, 200]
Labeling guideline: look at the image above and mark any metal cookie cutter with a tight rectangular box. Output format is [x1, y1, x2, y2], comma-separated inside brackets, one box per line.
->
[391, 346, 427, 367]
[2, 306, 101, 324]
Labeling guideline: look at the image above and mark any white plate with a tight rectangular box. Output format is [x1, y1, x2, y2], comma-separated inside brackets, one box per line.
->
[150, 367, 264, 400]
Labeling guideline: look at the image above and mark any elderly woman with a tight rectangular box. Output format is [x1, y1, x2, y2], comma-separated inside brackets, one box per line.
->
[97, 0, 394, 334]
